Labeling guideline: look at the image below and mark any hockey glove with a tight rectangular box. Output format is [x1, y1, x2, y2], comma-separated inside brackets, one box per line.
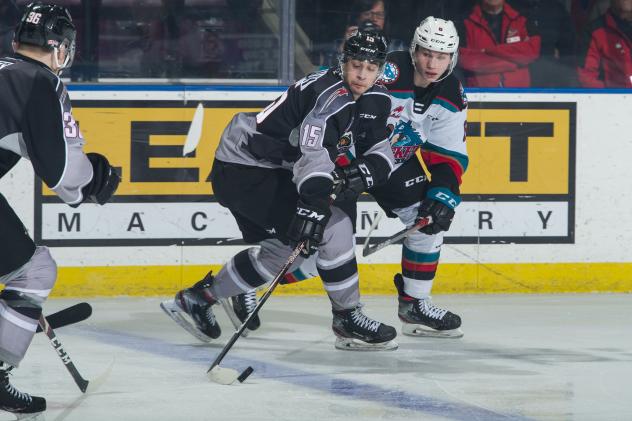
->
[82, 153, 120, 205]
[287, 199, 331, 257]
[332, 159, 375, 202]
[417, 188, 460, 235]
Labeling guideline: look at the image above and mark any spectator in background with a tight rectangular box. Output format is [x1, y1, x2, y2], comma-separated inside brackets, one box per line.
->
[457, 0, 541, 87]
[320, 0, 404, 67]
[343, 0, 388, 38]
[180, 19, 240, 78]
[0, 0, 19, 56]
[388, 0, 474, 44]
[566, 0, 611, 37]
[512, 0, 577, 87]
[345, 1, 406, 50]
[577, 0, 632, 87]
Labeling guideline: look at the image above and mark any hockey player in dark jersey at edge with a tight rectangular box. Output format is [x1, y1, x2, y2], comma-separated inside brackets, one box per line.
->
[234, 17, 469, 340]
[161, 30, 400, 351]
[0, 3, 120, 416]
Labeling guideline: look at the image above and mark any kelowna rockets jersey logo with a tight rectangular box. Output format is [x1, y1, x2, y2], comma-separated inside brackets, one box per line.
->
[388, 120, 423, 163]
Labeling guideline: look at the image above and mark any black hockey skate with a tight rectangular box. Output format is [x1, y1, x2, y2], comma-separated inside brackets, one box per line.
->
[0, 363, 46, 416]
[394, 273, 463, 338]
[231, 290, 260, 331]
[332, 305, 398, 351]
[160, 272, 221, 342]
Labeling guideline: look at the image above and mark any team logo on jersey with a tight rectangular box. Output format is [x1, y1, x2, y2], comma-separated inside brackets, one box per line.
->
[388, 120, 423, 163]
[337, 131, 354, 153]
[381, 61, 399, 84]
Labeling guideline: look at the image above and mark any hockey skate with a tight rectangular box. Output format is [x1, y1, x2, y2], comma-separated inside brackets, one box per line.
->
[231, 290, 260, 331]
[160, 272, 221, 343]
[332, 304, 398, 351]
[0, 363, 46, 419]
[394, 274, 463, 338]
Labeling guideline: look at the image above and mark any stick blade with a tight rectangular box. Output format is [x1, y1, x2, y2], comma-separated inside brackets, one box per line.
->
[207, 365, 240, 385]
[183, 103, 204, 156]
[36, 302, 92, 333]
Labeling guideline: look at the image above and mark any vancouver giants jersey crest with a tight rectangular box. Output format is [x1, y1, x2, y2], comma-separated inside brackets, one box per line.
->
[215, 68, 394, 197]
[0, 54, 93, 205]
[381, 51, 468, 189]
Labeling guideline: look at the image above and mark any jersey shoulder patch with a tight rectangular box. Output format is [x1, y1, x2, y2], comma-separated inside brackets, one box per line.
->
[381, 61, 400, 84]
[382, 51, 414, 92]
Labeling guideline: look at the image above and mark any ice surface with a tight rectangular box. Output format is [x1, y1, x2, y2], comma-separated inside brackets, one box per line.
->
[4, 294, 631, 421]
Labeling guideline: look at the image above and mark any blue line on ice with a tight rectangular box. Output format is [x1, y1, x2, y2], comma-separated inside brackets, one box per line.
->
[71, 325, 531, 421]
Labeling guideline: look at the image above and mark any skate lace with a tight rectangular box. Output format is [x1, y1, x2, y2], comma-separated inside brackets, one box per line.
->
[2, 369, 32, 404]
[243, 290, 258, 314]
[351, 307, 380, 332]
[204, 306, 217, 326]
[418, 298, 448, 320]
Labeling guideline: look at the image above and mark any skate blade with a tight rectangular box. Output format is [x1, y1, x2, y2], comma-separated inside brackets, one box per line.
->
[219, 299, 249, 338]
[207, 366, 240, 385]
[402, 323, 464, 338]
[160, 300, 213, 343]
[334, 337, 398, 351]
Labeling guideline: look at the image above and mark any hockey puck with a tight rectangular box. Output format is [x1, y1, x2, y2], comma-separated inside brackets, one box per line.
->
[237, 366, 254, 383]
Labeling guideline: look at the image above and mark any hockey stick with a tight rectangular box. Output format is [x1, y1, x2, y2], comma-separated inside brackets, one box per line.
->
[362, 216, 433, 257]
[361, 210, 383, 253]
[36, 302, 92, 333]
[207, 240, 307, 385]
[38, 314, 89, 393]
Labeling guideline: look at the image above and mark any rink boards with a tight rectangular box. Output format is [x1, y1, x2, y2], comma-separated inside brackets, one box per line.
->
[2, 86, 631, 295]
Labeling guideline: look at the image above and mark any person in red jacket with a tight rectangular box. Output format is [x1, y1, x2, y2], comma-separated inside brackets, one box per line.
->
[457, 0, 541, 87]
[577, 0, 632, 88]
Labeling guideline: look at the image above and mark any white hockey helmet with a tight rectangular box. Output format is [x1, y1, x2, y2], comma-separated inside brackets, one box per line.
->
[410, 16, 459, 81]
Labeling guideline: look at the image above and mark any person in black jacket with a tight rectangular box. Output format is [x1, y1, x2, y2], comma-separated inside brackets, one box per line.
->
[161, 31, 399, 351]
[0, 3, 119, 416]
[511, 0, 577, 87]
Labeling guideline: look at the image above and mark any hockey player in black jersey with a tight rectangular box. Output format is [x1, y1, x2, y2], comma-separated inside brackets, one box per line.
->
[0, 3, 119, 416]
[235, 17, 469, 339]
[161, 30, 399, 351]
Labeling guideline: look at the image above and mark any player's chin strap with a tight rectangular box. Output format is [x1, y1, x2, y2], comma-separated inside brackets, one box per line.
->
[52, 43, 74, 73]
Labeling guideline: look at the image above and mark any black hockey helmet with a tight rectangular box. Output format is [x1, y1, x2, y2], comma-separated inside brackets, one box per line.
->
[342, 30, 388, 67]
[14, 2, 76, 69]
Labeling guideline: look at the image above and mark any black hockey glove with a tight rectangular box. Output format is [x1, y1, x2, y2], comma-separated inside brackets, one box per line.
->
[287, 199, 331, 257]
[332, 159, 375, 202]
[80, 153, 120, 205]
[417, 188, 460, 235]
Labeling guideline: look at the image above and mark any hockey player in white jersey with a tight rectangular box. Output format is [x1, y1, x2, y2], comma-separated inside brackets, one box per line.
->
[373, 16, 467, 338]
[233, 17, 468, 339]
